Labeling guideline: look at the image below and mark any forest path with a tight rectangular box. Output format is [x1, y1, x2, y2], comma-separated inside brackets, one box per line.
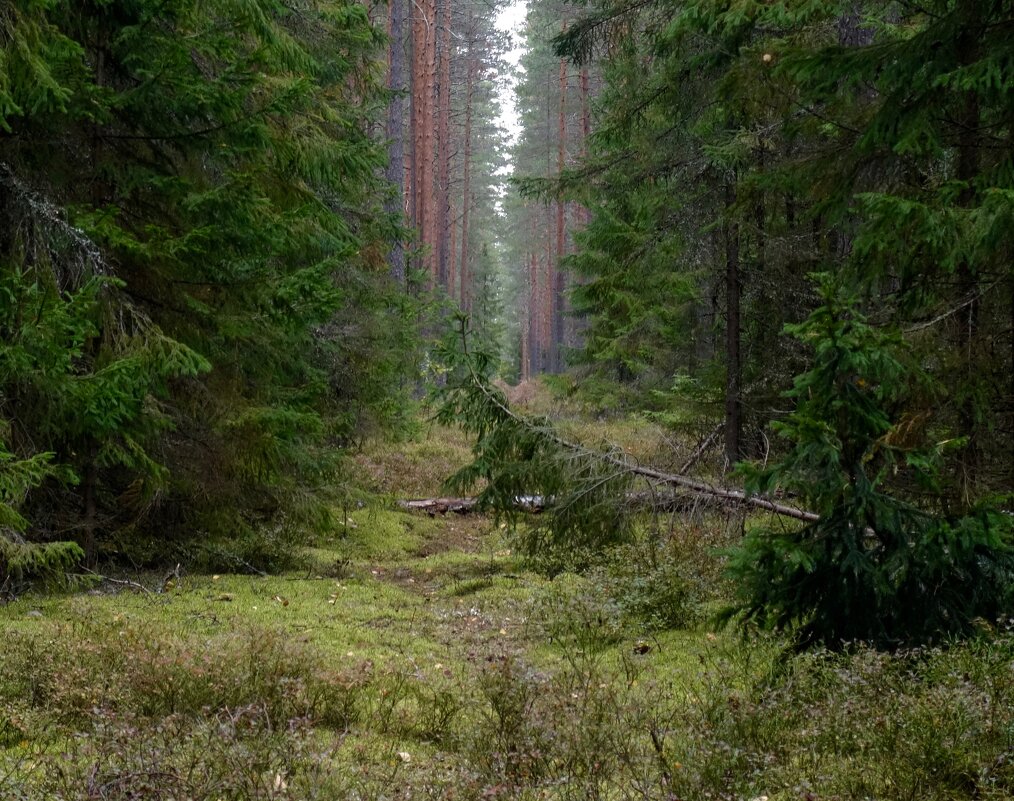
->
[0, 410, 722, 797]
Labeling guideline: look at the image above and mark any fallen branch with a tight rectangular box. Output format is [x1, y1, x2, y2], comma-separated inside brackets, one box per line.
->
[471, 376, 817, 524]
[677, 422, 723, 475]
[398, 496, 544, 515]
[624, 463, 819, 524]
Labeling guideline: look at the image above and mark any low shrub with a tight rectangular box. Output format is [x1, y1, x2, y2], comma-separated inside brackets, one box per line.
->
[0, 622, 368, 731]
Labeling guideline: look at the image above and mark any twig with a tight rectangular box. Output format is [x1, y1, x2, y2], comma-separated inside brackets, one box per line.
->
[78, 568, 154, 595]
[678, 422, 723, 475]
[903, 283, 998, 334]
[398, 491, 723, 516]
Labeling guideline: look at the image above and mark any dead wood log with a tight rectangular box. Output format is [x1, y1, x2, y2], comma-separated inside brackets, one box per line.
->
[398, 491, 737, 517]
[397, 497, 480, 515]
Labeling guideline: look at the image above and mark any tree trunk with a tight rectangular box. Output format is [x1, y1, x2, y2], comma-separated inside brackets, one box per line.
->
[385, 0, 406, 285]
[410, 2, 424, 270]
[955, 0, 981, 495]
[553, 30, 568, 372]
[724, 177, 742, 468]
[436, 0, 452, 289]
[423, 0, 438, 283]
[542, 233, 552, 373]
[448, 196, 458, 301]
[528, 244, 539, 378]
[459, 35, 475, 311]
[837, 2, 875, 47]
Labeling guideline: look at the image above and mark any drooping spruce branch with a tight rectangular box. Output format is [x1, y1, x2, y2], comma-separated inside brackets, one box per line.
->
[435, 316, 817, 561]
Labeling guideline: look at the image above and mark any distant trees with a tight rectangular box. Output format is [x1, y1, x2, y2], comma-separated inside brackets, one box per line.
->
[506, 0, 595, 378]
[389, 0, 511, 331]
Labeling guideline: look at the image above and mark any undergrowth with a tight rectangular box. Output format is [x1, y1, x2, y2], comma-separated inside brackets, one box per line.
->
[2, 414, 1012, 800]
[3, 578, 1013, 799]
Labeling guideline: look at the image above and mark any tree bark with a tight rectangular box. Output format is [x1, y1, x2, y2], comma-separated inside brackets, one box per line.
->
[553, 28, 568, 372]
[448, 196, 458, 300]
[541, 234, 551, 373]
[528, 245, 539, 378]
[398, 491, 730, 516]
[410, 1, 424, 270]
[955, 0, 981, 494]
[385, 0, 406, 284]
[459, 33, 476, 311]
[724, 177, 742, 468]
[436, 0, 452, 289]
[423, 0, 438, 283]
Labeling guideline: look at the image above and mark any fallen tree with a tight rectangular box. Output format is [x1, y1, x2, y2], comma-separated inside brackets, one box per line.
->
[428, 318, 820, 564]
[397, 488, 771, 517]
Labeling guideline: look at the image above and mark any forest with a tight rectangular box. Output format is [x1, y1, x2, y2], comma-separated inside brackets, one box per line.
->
[1, 0, 1013, 799]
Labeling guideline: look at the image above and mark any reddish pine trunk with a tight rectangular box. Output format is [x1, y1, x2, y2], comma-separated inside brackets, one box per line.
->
[542, 227, 552, 373]
[385, 0, 406, 284]
[423, 0, 438, 283]
[459, 38, 476, 311]
[448, 197, 458, 301]
[410, 4, 425, 265]
[436, 0, 452, 289]
[528, 228, 539, 378]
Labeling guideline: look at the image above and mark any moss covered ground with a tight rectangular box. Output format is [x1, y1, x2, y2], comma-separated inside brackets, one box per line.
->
[2, 391, 1013, 800]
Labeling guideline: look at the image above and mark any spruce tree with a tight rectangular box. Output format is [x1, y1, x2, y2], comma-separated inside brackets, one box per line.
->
[0, 0, 409, 578]
[728, 285, 1014, 647]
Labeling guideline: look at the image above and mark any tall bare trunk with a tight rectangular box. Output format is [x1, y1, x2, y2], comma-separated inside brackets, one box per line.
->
[724, 177, 742, 468]
[436, 0, 452, 289]
[528, 246, 539, 379]
[553, 33, 568, 373]
[448, 197, 458, 300]
[385, 0, 406, 284]
[423, 0, 438, 283]
[542, 226, 552, 373]
[459, 37, 476, 311]
[410, 3, 425, 271]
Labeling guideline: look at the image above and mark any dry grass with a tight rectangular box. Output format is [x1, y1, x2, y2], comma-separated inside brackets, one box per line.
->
[351, 421, 476, 498]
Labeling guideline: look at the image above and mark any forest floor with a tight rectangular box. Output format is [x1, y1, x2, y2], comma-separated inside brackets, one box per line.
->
[2, 387, 1013, 800]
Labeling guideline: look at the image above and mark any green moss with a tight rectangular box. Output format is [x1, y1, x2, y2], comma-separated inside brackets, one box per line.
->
[335, 508, 438, 561]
